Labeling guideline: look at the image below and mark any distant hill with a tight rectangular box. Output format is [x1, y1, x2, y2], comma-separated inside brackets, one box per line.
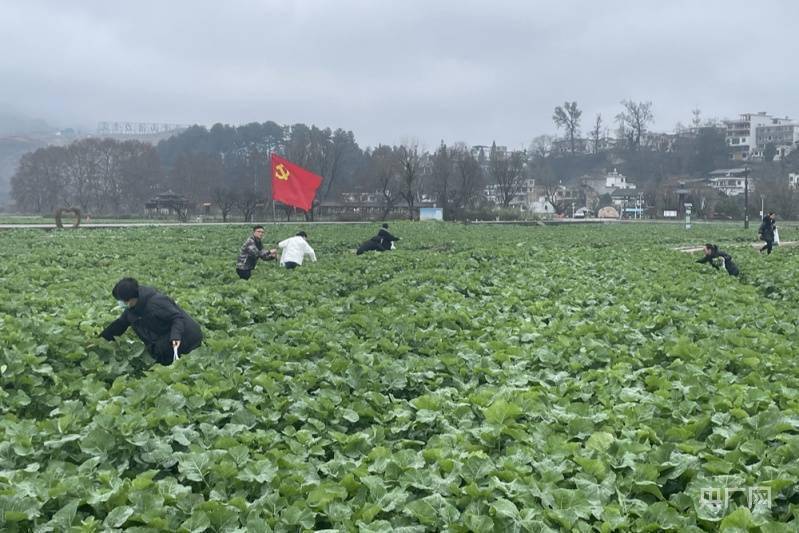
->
[0, 112, 54, 136]
[0, 113, 186, 208]
[0, 113, 56, 207]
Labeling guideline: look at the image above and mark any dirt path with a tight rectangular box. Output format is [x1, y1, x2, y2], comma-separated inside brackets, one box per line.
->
[675, 241, 798, 253]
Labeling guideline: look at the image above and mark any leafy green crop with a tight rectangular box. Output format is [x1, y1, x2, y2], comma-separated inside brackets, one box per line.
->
[0, 222, 798, 531]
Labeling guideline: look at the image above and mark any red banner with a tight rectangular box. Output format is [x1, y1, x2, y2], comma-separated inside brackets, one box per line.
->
[270, 154, 323, 212]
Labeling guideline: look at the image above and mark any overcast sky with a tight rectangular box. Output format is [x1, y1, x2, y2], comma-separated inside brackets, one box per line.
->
[1, 0, 797, 149]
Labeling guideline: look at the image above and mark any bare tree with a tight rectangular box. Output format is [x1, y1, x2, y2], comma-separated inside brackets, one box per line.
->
[63, 140, 99, 212]
[528, 151, 565, 214]
[398, 142, 422, 220]
[11, 147, 67, 213]
[552, 101, 582, 155]
[321, 128, 358, 201]
[212, 187, 236, 222]
[489, 142, 524, 208]
[591, 114, 603, 155]
[368, 145, 401, 220]
[170, 152, 224, 204]
[616, 100, 654, 150]
[117, 141, 160, 213]
[428, 142, 453, 216]
[451, 145, 484, 219]
[235, 191, 259, 222]
[691, 108, 702, 129]
[528, 135, 554, 159]
[96, 139, 121, 213]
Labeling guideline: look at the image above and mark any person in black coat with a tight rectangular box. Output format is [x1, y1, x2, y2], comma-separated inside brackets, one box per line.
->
[99, 278, 203, 365]
[697, 244, 739, 276]
[758, 212, 776, 254]
[377, 223, 400, 250]
[356, 236, 387, 255]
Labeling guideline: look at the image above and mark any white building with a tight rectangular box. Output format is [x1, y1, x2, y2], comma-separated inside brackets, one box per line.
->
[482, 178, 558, 214]
[708, 168, 752, 196]
[605, 169, 633, 190]
[725, 112, 794, 161]
[752, 122, 799, 160]
[788, 173, 799, 189]
[484, 179, 533, 208]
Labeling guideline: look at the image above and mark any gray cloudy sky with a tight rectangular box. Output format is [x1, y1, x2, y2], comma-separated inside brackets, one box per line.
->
[2, 0, 797, 148]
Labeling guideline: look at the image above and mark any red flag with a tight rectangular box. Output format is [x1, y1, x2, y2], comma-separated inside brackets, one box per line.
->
[270, 154, 323, 211]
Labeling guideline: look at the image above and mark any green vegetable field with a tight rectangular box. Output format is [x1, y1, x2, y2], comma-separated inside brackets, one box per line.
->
[1, 222, 798, 531]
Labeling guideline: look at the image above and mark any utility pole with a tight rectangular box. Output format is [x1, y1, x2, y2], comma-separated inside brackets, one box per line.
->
[744, 167, 750, 229]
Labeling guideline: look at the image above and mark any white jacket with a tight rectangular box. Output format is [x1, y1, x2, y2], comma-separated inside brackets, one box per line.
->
[278, 236, 316, 266]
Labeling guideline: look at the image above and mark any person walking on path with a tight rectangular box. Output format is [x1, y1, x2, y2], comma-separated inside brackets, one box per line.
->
[758, 212, 777, 255]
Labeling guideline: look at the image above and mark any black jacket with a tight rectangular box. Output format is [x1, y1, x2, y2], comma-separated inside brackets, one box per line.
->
[357, 236, 387, 255]
[759, 217, 775, 241]
[377, 228, 399, 249]
[100, 286, 203, 354]
[697, 248, 739, 276]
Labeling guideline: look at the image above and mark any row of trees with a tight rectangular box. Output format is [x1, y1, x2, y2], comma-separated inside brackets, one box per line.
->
[11, 122, 363, 218]
[552, 100, 655, 155]
[11, 139, 160, 214]
[11, 106, 799, 219]
[350, 141, 528, 220]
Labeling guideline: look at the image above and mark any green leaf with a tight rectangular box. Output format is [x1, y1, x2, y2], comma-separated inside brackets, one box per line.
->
[464, 512, 494, 532]
[586, 431, 615, 452]
[405, 498, 438, 525]
[640, 501, 685, 530]
[281, 502, 315, 529]
[177, 452, 210, 483]
[180, 511, 211, 532]
[307, 481, 348, 509]
[483, 399, 523, 425]
[38, 499, 79, 532]
[719, 507, 755, 532]
[104, 505, 134, 528]
[490, 498, 519, 520]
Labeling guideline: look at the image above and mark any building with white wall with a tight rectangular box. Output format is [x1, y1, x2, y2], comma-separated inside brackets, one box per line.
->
[708, 168, 752, 196]
[725, 112, 793, 161]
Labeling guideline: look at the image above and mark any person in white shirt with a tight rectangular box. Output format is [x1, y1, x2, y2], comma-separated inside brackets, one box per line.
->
[278, 231, 317, 269]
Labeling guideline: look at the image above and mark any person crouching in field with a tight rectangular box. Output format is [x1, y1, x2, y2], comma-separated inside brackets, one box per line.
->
[377, 223, 400, 250]
[99, 278, 203, 365]
[356, 235, 387, 255]
[697, 244, 739, 277]
[357, 223, 400, 255]
[236, 225, 277, 280]
[278, 231, 316, 269]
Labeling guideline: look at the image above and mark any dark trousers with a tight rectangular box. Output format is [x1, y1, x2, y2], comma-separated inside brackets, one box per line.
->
[236, 268, 252, 280]
[356, 240, 387, 255]
[760, 240, 773, 254]
[284, 261, 299, 269]
[150, 337, 200, 366]
[725, 261, 740, 277]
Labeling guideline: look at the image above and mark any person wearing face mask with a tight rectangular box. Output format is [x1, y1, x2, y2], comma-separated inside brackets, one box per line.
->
[99, 277, 203, 365]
